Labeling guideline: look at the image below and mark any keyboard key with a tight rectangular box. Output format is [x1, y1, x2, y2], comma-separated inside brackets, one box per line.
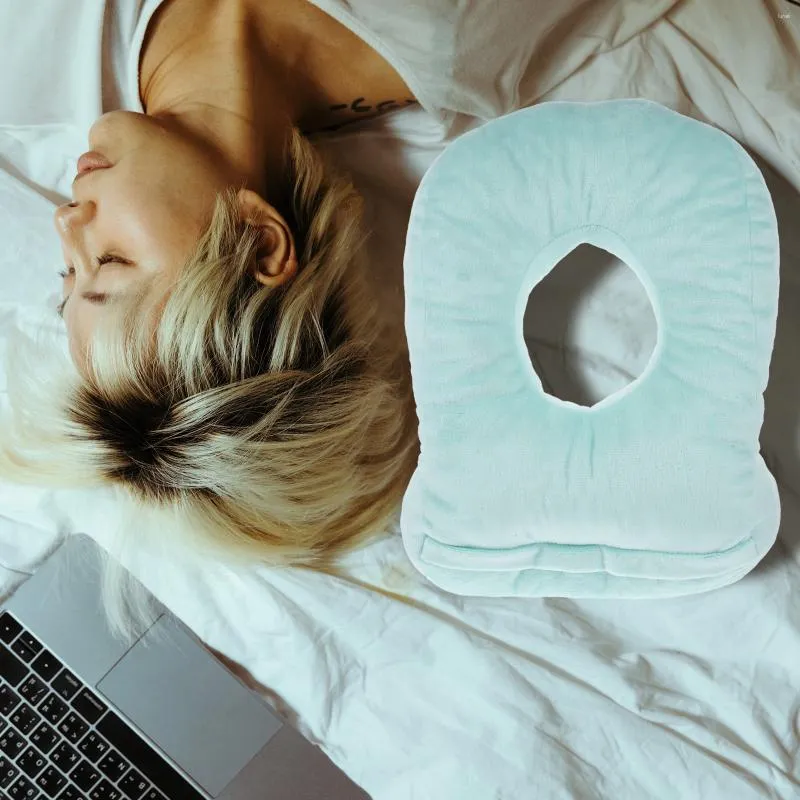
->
[30, 721, 60, 755]
[17, 632, 43, 658]
[142, 791, 167, 800]
[0, 753, 20, 788]
[79, 731, 110, 763]
[0, 726, 25, 757]
[51, 740, 80, 772]
[9, 636, 38, 663]
[39, 693, 69, 725]
[59, 712, 90, 744]
[98, 750, 129, 783]
[71, 759, 101, 792]
[0, 684, 21, 715]
[31, 650, 62, 683]
[90, 778, 123, 800]
[0, 643, 28, 686]
[17, 745, 47, 779]
[36, 764, 68, 798]
[8, 773, 37, 799]
[0, 612, 22, 644]
[10, 702, 40, 735]
[119, 768, 149, 799]
[72, 689, 107, 726]
[60, 787, 87, 800]
[19, 674, 49, 706]
[52, 669, 81, 702]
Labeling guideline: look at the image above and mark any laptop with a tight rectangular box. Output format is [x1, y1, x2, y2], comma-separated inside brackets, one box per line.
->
[0, 533, 369, 800]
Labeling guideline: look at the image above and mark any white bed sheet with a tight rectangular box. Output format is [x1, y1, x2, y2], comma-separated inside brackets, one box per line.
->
[1, 2, 800, 798]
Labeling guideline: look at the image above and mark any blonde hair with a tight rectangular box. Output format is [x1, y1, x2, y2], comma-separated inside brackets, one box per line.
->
[0, 126, 420, 639]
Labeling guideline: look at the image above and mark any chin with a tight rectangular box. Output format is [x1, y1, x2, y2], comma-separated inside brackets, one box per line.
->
[88, 110, 147, 153]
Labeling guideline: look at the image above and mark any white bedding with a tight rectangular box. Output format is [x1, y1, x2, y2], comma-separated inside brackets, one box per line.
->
[1, 2, 799, 798]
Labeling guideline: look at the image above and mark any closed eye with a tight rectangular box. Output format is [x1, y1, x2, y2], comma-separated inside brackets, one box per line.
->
[56, 292, 110, 318]
[56, 253, 134, 318]
[58, 253, 133, 278]
[96, 253, 134, 267]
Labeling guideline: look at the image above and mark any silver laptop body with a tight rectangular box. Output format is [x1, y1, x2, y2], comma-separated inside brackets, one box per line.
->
[0, 533, 368, 800]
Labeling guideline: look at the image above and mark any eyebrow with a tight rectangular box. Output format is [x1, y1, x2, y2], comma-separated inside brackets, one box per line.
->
[57, 292, 114, 318]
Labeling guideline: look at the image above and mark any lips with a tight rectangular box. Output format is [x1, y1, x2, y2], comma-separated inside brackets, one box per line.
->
[76, 151, 113, 176]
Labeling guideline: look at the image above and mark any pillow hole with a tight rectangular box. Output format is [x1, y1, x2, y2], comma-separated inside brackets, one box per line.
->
[522, 243, 658, 408]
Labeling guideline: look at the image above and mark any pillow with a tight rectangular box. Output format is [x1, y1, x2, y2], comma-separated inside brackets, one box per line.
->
[400, 99, 781, 598]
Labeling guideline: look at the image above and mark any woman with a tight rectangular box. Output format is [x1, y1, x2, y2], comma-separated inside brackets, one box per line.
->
[1, 0, 435, 583]
[0, 0, 693, 619]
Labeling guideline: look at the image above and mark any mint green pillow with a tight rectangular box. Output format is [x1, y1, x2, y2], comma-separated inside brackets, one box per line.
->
[400, 99, 781, 598]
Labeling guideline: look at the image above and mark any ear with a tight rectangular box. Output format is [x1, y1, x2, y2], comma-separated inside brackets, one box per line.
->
[236, 188, 298, 288]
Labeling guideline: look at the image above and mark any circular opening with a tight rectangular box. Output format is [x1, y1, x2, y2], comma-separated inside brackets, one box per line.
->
[522, 243, 658, 408]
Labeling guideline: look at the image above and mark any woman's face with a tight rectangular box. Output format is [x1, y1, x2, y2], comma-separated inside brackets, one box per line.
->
[54, 111, 239, 363]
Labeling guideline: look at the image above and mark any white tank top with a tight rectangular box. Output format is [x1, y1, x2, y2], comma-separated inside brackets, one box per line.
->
[307, 0, 678, 137]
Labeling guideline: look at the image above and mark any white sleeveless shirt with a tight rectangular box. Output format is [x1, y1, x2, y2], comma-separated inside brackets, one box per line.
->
[307, 0, 678, 134]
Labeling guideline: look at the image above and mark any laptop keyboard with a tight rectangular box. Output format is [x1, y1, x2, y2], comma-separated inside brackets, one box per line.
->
[0, 611, 204, 800]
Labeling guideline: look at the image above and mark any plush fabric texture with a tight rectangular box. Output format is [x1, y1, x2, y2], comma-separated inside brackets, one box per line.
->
[400, 99, 781, 598]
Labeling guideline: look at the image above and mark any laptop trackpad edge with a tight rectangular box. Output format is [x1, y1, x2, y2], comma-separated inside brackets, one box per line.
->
[97, 614, 283, 797]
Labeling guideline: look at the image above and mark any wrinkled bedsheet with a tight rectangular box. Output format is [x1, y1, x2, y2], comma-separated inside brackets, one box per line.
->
[1, 1, 799, 797]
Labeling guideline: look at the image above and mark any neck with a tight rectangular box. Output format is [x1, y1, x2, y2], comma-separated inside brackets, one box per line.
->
[139, 0, 324, 199]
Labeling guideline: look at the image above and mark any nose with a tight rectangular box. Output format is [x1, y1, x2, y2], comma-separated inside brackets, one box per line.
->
[54, 200, 96, 267]
[54, 200, 94, 237]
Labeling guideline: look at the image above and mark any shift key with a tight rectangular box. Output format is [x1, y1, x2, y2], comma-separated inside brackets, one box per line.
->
[0, 644, 27, 687]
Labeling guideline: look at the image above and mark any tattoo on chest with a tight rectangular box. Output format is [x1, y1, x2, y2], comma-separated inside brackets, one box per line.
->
[303, 96, 420, 134]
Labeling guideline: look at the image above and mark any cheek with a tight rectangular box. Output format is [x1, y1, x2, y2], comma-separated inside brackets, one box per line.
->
[138, 179, 215, 265]
[67, 323, 90, 374]
[65, 300, 101, 370]
[112, 137, 226, 269]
